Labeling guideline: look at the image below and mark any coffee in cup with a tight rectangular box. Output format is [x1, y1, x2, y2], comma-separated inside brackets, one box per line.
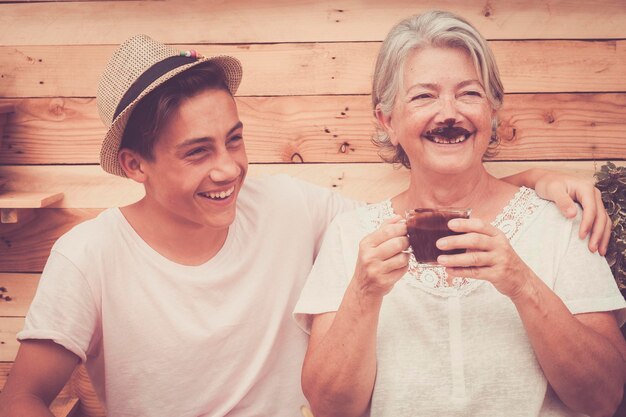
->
[405, 208, 471, 264]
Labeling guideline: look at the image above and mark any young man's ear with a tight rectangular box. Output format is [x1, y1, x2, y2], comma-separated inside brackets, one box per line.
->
[375, 105, 398, 146]
[118, 148, 147, 183]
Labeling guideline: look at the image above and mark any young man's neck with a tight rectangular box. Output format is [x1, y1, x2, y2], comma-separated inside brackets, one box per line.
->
[119, 200, 229, 266]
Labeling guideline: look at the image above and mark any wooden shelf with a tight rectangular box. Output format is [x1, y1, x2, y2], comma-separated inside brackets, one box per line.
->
[0, 105, 65, 223]
[0, 191, 64, 223]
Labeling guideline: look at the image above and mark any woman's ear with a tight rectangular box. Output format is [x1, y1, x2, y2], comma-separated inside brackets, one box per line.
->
[118, 148, 147, 183]
[375, 105, 398, 146]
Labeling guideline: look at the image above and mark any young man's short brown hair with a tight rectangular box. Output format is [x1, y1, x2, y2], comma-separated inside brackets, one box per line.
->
[120, 62, 231, 160]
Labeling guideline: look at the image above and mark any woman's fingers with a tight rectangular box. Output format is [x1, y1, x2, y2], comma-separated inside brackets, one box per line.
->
[376, 235, 410, 259]
[436, 231, 491, 253]
[360, 235, 409, 270]
[356, 215, 410, 295]
[438, 250, 492, 269]
[446, 217, 499, 237]
[364, 215, 407, 248]
[386, 251, 410, 273]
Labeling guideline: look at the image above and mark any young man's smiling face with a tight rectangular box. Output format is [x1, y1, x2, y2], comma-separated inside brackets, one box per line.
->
[138, 88, 248, 232]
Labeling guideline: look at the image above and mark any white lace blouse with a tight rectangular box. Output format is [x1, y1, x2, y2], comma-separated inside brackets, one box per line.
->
[294, 187, 626, 417]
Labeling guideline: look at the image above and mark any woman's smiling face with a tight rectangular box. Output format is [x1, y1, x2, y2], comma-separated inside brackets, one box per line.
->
[378, 46, 495, 176]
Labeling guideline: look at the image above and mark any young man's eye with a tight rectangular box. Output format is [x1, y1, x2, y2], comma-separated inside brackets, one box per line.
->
[228, 135, 243, 146]
[186, 147, 208, 157]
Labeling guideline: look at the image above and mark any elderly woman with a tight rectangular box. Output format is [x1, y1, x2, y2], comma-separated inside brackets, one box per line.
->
[294, 10, 626, 417]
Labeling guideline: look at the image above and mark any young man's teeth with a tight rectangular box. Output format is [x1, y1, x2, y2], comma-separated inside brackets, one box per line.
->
[203, 186, 235, 199]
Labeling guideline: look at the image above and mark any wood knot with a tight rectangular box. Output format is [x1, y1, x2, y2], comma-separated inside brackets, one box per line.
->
[291, 152, 304, 163]
[49, 98, 66, 118]
[482, 1, 493, 17]
[498, 125, 517, 142]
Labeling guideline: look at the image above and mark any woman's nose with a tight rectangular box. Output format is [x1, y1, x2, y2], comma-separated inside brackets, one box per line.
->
[435, 96, 459, 122]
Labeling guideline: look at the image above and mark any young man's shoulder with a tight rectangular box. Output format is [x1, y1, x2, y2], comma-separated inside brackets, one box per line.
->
[241, 175, 361, 226]
[51, 207, 123, 255]
[243, 174, 359, 206]
[242, 174, 312, 194]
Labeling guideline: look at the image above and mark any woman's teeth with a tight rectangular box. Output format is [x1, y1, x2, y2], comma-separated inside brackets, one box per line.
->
[427, 134, 469, 144]
[200, 186, 235, 200]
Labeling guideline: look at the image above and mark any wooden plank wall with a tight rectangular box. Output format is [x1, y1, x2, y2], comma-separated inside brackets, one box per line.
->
[0, 0, 625, 414]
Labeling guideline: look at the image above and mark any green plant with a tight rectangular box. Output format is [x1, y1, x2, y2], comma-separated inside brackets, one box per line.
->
[595, 162, 626, 295]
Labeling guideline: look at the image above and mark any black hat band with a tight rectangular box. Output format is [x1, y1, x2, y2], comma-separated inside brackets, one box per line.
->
[113, 55, 197, 120]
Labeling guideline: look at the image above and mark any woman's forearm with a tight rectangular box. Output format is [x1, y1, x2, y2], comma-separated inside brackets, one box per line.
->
[302, 279, 383, 417]
[512, 274, 626, 417]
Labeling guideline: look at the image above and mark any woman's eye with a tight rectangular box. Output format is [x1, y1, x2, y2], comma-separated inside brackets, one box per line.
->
[411, 93, 433, 101]
[462, 90, 482, 97]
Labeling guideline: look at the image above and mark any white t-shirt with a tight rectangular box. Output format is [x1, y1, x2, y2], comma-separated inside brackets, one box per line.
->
[19, 175, 360, 417]
[294, 187, 626, 417]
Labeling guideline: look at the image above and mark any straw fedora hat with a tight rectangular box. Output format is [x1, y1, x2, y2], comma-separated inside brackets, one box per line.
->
[96, 34, 242, 177]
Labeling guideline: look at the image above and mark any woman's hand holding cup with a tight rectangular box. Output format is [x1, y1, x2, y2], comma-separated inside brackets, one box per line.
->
[353, 215, 410, 299]
[436, 218, 535, 299]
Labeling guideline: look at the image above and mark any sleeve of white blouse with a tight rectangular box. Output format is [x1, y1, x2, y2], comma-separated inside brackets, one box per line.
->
[552, 210, 626, 326]
[293, 213, 355, 334]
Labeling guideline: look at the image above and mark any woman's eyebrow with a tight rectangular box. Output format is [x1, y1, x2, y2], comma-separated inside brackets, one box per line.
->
[457, 79, 483, 88]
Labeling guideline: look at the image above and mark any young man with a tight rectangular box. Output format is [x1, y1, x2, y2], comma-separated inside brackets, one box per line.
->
[0, 35, 612, 417]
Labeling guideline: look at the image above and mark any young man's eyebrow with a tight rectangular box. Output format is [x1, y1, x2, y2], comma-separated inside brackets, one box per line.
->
[176, 121, 244, 149]
[227, 121, 244, 136]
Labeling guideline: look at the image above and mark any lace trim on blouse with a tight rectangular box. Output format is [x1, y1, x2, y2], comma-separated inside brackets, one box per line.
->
[361, 187, 545, 296]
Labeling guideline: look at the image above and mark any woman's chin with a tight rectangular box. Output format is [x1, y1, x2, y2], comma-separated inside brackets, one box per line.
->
[417, 155, 481, 177]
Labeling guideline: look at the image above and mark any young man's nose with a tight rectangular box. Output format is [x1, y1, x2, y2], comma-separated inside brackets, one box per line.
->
[209, 151, 241, 182]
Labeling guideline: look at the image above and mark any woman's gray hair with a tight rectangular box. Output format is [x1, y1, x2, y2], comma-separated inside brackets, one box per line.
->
[372, 10, 504, 168]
